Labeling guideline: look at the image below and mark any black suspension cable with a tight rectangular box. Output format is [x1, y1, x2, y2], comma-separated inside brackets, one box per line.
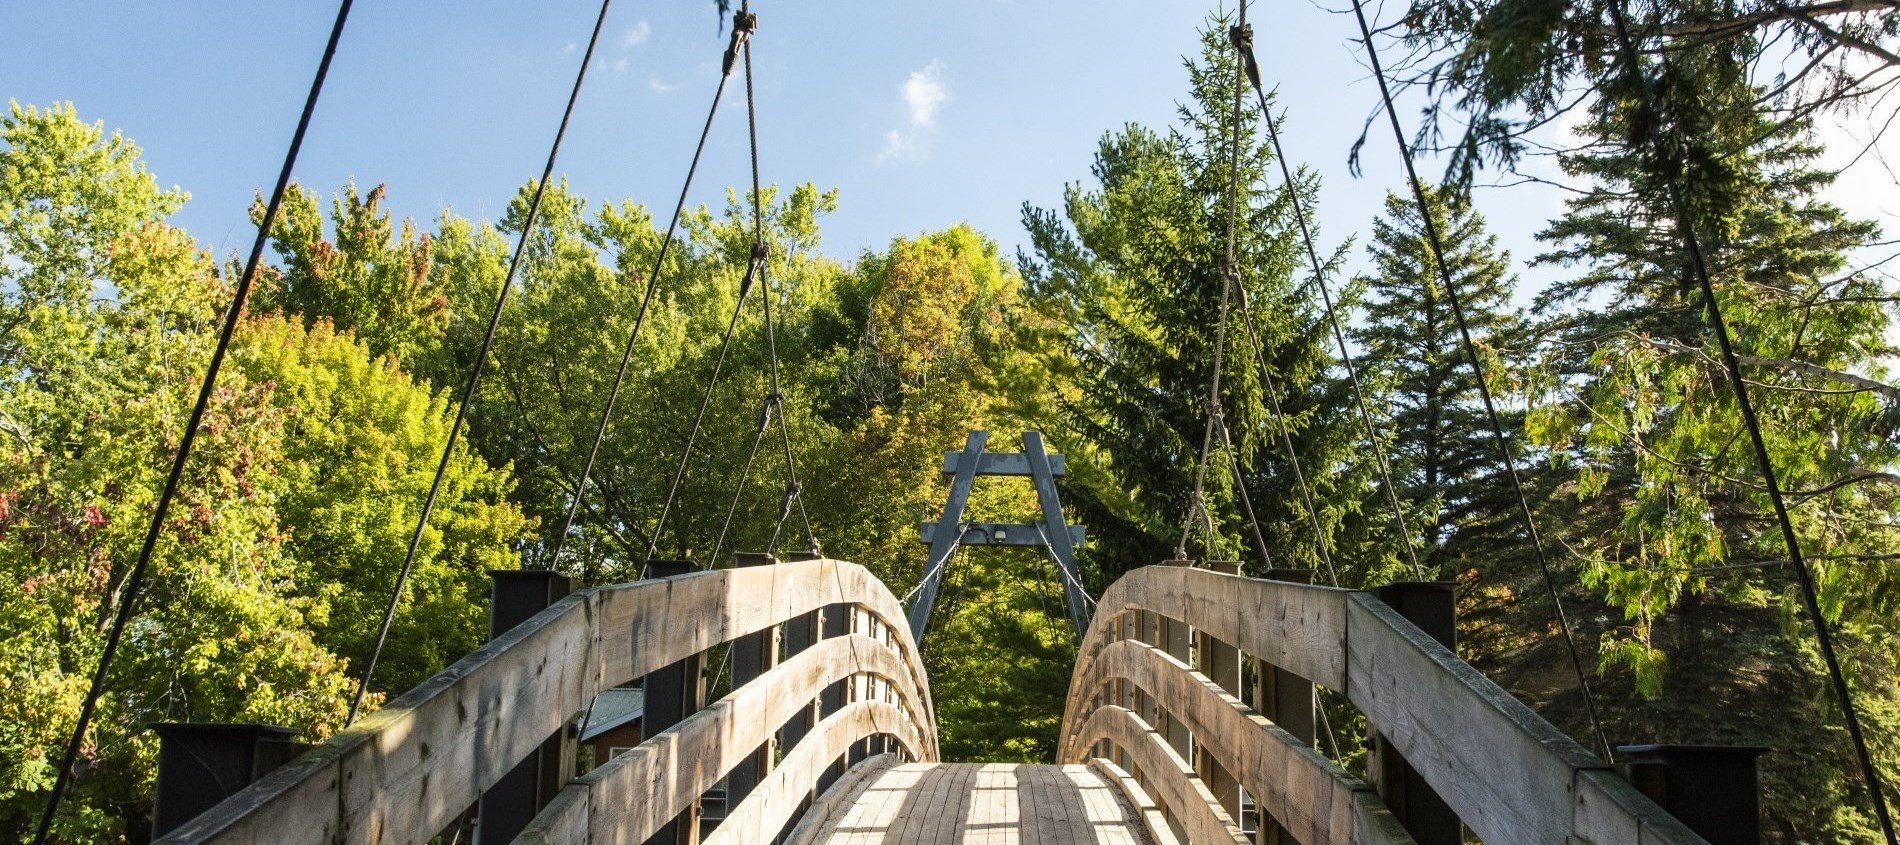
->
[741, 29, 818, 555]
[1215, 415, 1276, 574]
[1230, 20, 1423, 582]
[642, 252, 761, 563]
[1603, 3, 1895, 835]
[29, 6, 357, 841]
[547, 10, 753, 581]
[1235, 284, 1340, 585]
[1343, 0, 1613, 762]
[1178, 0, 1250, 562]
[708, 392, 776, 567]
[346, 0, 616, 724]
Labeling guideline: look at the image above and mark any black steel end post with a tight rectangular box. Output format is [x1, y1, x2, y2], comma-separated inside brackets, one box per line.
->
[149, 723, 305, 837]
[729, 553, 781, 811]
[478, 570, 574, 845]
[1620, 744, 1769, 845]
[643, 559, 705, 845]
[1370, 582, 1462, 845]
[816, 596, 853, 795]
[1254, 568, 1316, 845]
[1197, 562, 1245, 822]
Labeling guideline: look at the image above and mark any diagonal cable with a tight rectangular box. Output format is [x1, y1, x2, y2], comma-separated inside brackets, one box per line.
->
[1178, 0, 1251, 562]
[346, 0, 617, 725]
[1230, 19, 1423, 581]
[741, 25, 819, 556]
[548, 10, 754, 583]
[1342, 0, 1613, 763]
[30, 5, 358, 841]
[1601, 1, 1895, 833]
[1234, 284, 1340, 586]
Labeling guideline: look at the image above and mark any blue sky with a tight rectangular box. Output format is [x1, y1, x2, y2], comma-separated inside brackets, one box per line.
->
[5, 2, 1894, 300]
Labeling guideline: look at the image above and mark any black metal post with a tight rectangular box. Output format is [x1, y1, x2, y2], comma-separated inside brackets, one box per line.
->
[1620, 744, 1768, 845]
[1369, 581, 1461, 845]
[150, 723, 305, 837]
[728, 553, 780, 811]
[478, 570, 574, 845]
[643, 559, 705, 845]
[1255, 568, 1315, 845]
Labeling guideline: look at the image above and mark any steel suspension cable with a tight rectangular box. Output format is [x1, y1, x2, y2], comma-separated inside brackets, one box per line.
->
[29, 6, 358, 841]
[1602, 2, 1894, 835]
[548, 10, 753, 583]
[1342, 0, 1613, 762]
[347, 0, 616, 724]
[742, 28, 818, 556]
[1229, 20, 1423, 582]
[1177, 0, 1249, 562]
[642, 258, 759, 565]
[1235, 285, 1340, 585]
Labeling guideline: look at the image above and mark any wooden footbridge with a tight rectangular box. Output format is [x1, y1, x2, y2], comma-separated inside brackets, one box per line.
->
[150, 555, 1715, 845]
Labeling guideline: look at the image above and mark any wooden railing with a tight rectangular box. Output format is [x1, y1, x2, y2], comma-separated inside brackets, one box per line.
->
[156, 558, 936, 845]
[1060, 563, 1711, 845]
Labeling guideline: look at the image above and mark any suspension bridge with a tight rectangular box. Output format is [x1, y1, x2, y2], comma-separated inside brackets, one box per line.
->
[28, 0, 1893, 842]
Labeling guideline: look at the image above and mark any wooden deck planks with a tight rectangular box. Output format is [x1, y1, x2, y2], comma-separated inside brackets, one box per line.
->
[804, 763, 1154, 845]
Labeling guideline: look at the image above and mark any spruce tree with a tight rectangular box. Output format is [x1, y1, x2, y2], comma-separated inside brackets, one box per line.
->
[1019, 18, 1392, 583]
[1526, 72, 1900, 842]
[1352, 188, 1523, 574]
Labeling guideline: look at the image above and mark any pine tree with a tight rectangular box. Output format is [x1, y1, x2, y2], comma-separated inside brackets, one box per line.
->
[1353, 188, 1523, 574]
[1019, 17, 1393, 583]
[1525, 67, 1900, 842]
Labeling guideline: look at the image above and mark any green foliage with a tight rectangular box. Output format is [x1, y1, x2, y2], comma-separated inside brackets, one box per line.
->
[1019, 18, 1391, 585]
[0, 103, 528, 841]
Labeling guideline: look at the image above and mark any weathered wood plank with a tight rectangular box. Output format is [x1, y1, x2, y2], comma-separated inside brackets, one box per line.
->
[160, 559, 933, 845]
[941, 450, 1066, 476]
[703, 702, 920, 845]
[518, 634, 929, 844]
[1063, 639, 1411, 845]
[1343, 594, 1706, 845]
[1068, 705, 1250, 845]
[782, 755, 901, 845]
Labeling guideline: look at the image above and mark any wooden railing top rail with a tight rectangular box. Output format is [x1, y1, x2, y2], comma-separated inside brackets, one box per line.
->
[1065, 564, 1710, 845]
[157, 559, 934, 845]
[518, 633, 932, 844]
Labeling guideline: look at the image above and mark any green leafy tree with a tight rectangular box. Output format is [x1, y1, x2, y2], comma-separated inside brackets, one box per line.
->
[1523, 83, 1899, 841]
[254, 181, 446, 365]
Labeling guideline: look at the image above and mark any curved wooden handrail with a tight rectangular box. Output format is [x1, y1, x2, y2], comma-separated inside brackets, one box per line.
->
[158, 559, 935, 845]
[518, 634, 930, 844]
[701, 702, 918, 845]
[1063, 639, 1412, 845]
[1068, 705, 1250, 845]
[1062, 564, 1711, 845]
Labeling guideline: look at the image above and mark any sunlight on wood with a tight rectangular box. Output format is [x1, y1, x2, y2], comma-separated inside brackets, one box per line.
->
[807, 762, 1153, 844]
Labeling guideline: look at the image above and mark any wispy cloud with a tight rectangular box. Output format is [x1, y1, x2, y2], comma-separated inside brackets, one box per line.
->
[880, 60, 949, 163]
[621, 20, 651, 49]
[649, 75, 675, 94]
[612, 57, 630, 73]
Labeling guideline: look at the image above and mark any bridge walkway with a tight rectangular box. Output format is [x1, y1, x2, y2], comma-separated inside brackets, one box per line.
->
[798, 761, 1157, 845]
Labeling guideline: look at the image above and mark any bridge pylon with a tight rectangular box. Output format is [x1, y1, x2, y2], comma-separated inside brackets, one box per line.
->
[908, 430, 1090, 642]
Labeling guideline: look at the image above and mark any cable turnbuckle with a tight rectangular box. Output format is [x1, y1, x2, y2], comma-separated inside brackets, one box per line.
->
[723, 12, 757, 76]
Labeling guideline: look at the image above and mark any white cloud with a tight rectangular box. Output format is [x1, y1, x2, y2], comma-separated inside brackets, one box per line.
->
[564, 42, 578, 55]
[880, 60, 949, 163]
[621, 20, 651, 49]
[612, 57, 630, 73]
[903, 60, 948, 127]
[649, 75, 675, 94]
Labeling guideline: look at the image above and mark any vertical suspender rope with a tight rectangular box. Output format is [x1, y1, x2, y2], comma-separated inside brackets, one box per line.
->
[347, 0, 616, 724]
[741, 25, 819, 556]
[30, 5, 357, 842]
[1229, 20, 1424, 582]
[1235, 287, 1340, 585]
[1342, 0, 1613, 763]
[1601, 3, 1895, 836]
[548, 10, 752, 584]
[1178, 0, 1249, 562]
